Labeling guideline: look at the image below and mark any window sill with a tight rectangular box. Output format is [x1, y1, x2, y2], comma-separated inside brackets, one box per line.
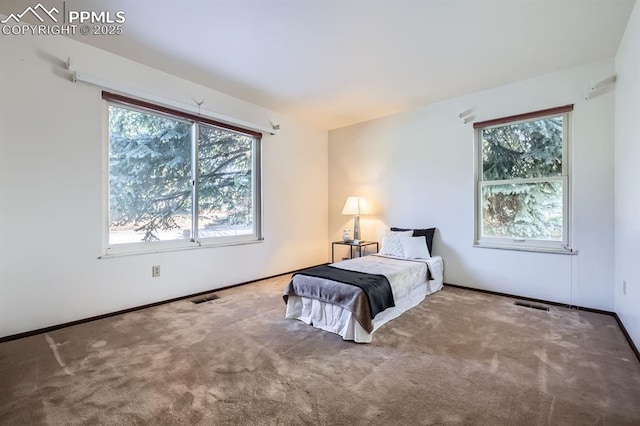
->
[99, 238, 264, 259]
[473, 243, 577, 255]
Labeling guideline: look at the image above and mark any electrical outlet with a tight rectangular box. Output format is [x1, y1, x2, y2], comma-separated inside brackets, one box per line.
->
[152, 265, 160, 277]
[623, 280, 626, 295]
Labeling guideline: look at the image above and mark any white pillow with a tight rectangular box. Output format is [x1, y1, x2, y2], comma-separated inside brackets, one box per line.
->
[379, 230, 413, 257]
[399, 235, 431, 259]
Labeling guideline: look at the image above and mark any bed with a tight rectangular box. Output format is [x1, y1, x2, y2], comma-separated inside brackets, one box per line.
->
[283, 228, 443, 343]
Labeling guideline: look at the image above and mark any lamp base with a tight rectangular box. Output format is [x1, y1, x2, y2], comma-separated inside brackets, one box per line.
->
[353, 215, 360, 243]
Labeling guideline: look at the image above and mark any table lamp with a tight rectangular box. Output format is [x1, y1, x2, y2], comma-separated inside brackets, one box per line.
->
[341, 196, 368, 244]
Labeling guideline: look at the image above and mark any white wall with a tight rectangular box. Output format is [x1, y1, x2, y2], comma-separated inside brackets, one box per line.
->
[615, 2, 640, 349]
[0, 34, 328, 338]
[329, 60, 616, 311]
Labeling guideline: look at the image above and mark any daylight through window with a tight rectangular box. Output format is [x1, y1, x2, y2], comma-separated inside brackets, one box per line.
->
[105, 92, 262, 253]
[474, 105, 573, 252]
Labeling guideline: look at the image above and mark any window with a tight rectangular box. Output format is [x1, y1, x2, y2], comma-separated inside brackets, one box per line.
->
[104, 92, 262, 254]
[474, 105, 573, 252]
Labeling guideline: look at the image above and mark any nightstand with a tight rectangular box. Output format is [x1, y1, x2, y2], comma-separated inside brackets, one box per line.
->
[331, 240, 379, 263]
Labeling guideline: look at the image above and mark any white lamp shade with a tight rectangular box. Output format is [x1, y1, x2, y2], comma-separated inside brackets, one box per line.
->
[341, 196, 368, 215]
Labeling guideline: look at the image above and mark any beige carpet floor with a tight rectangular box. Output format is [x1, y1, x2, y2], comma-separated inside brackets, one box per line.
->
[1, 275, 639, 425]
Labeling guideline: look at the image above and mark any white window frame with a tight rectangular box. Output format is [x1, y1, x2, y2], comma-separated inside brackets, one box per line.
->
[101, 94, 263, 257]
[473, 107, 572, 254]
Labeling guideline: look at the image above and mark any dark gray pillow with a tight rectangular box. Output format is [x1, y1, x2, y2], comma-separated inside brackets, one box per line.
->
[390, 227, 436, 254]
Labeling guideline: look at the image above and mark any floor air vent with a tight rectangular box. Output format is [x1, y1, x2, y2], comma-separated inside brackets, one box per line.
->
[191, 294, 220, 304]
[514, 301, 550, 311]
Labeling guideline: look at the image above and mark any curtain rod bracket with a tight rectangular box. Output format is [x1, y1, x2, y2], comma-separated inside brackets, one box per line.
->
[459, 108, 474, 124]
[585, 75, 616, 100]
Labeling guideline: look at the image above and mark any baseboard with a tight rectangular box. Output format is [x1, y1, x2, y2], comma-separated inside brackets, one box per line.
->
[0, 264, 326, 344]
[444, 282, 612, 313]
[613, 313, 640, 363]
[444, 282, 640, 364]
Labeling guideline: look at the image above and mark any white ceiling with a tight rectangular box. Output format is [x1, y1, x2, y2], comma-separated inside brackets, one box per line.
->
[2, 0, 636, 129]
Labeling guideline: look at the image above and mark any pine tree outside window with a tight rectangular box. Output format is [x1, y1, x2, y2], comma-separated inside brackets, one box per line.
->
[474, 105, 573, 252]
[104, 92, 262, 255]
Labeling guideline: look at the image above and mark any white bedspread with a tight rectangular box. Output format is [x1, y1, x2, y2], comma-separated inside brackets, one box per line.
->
[332, 254, 431, 301]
